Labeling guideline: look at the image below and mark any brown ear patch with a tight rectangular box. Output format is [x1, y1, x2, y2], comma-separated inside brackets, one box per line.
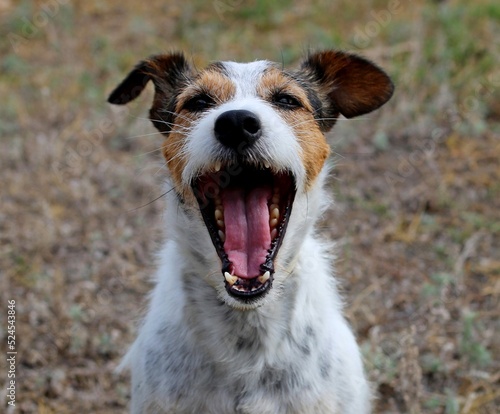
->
[298, 50, 394, 129]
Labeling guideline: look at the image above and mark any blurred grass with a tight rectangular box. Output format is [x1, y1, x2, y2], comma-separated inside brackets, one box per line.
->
[1, 0, 499, 412]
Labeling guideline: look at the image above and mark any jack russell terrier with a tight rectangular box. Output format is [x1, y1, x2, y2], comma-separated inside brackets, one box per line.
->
[108, 49, 393, 413]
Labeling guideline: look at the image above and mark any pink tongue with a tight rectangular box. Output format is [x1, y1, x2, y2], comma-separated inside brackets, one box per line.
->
[222, 186, 272, 279]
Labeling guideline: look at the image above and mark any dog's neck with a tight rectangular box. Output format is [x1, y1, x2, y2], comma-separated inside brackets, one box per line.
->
[182, 263, 320, 361]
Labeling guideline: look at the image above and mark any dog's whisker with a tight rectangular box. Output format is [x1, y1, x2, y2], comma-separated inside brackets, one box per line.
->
[153, 163, 168, 177]
[149, 120, 192, 132]
[289, 116, 352, 128]
[125, 114, 193, 133]
[275, 263, 295, 277]
[201, 269, 222, 283]
[127, 186, 178, 212]
[158, 108, 194, 124]
[295, 134, 341, 153]
[124, 131, 164, 140]
[136, 146, 167, 157]
[163, 147, 189, 165]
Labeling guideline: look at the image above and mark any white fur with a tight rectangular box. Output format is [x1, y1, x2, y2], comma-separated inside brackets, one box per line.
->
[121, 61, 370, 413]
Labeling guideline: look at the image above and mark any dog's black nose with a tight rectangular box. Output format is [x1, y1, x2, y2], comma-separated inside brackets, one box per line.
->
[214, 110, 262, 151]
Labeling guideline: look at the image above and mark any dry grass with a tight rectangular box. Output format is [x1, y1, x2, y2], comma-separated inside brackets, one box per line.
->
[1, 0, 499, 413]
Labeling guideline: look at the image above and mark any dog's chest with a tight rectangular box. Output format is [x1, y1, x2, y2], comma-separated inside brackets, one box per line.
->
[143, 297, 338, 413]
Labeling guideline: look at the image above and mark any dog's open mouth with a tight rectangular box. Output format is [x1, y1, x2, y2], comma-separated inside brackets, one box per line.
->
[193, 164, 296, 300]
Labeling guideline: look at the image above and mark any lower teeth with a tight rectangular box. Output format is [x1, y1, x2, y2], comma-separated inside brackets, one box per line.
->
[224, 271, 271, 291]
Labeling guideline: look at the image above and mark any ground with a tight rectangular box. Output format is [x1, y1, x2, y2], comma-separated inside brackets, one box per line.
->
[0, 0, 499, 413]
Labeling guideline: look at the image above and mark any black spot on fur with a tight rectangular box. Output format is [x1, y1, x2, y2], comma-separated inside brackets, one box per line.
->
[206, 61, 229, 77]
[260, 366, 284, 391]
[288, 369, 302, 390]
[236, 336, 247, 350]
[175, 191, 186, 206]
[305, 325, 315, 339]
[319, 355, 331, 380]
[299, 343, 311, 356]
[260, 365, 306, 393]
[145, 348, 163, 390]
[189, 249, 208, 267]
[236, 335, 259, 352]
[286, 325, 314, 357]
[234, 390, 248, 413]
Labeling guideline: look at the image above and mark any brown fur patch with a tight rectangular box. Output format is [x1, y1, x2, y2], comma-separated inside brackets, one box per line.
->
[161, 112, 194, 202]
[279, 109, 330, 188]
[163, 69, 236, 202]
[257, 68, 330, 188]
[257, 68, 314, 112]
[176, 70, 236, 109]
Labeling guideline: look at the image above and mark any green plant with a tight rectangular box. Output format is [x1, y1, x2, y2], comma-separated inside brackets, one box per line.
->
[460, 311, 492, 367]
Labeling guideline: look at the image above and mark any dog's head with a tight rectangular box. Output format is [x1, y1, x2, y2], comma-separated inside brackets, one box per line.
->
[108, 50, 393, 309]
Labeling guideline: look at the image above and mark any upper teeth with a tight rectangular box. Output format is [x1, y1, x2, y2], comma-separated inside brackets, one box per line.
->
[214, 161, 222, 172]
[215, 204, 225, 240]
[269, 187, 281, 237]
[270, 206, 279, 219]
[269, 200, 280, 233]
[215, 209, 223, 220]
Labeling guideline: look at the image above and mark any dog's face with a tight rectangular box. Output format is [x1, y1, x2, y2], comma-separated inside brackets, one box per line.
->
[109, 51, 393, 309]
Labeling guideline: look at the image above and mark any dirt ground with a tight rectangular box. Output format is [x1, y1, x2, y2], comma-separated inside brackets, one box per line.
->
[1, 0, 499, 413]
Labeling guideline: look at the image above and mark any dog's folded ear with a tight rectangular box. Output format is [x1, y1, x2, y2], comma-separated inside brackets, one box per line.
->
[107, 52, 193, 133]
[107, 52, 192, 105]
[108, 53, 191, 105]
[298, 50, 394, 129]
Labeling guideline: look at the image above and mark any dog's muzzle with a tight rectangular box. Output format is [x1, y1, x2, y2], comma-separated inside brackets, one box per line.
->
[192, 113, 296, 302]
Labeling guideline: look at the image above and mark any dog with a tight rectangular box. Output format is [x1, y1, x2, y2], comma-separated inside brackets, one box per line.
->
[108, 49, 393, 413]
